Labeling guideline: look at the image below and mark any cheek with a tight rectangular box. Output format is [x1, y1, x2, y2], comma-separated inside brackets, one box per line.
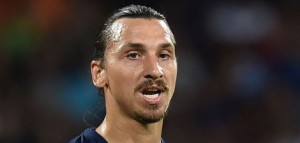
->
[162, 62, 177, 91]
[172, 61, 178, 79]
[165, 61, 177, 80]
[106, 64, 138, 92]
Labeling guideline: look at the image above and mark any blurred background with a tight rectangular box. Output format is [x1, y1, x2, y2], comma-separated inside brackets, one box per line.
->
[0, 0, 299, 143]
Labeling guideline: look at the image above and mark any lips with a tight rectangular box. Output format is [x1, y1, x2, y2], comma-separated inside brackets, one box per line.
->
[142, 88, 162, 99]
[144, 93, 160, 99]
[140, 86, 164, 103]
[135, 79, 168, 104]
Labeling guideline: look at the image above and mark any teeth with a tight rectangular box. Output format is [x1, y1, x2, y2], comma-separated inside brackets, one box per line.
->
[144, 93, 159, 99]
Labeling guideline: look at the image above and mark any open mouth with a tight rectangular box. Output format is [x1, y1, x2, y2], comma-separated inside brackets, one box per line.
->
[142, 88, 162, 99]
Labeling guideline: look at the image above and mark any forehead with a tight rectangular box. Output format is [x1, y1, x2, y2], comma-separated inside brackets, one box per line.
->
[110, 18, 173, 43]
[115, 18, 167, 30]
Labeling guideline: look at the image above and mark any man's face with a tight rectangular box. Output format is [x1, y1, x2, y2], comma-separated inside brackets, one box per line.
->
[93, 18, 177, 123]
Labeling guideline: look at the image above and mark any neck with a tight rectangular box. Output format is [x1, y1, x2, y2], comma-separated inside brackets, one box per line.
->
[96, 115, 163, 143]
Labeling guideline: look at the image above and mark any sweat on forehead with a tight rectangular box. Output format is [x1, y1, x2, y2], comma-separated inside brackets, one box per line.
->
[109, 20, 124, 42]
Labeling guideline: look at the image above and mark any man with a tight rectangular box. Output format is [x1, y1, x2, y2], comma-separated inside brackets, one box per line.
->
[70, 4, 177, 143]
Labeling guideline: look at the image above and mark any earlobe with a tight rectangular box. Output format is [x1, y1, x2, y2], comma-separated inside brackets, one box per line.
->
[91, 60, 107, 88]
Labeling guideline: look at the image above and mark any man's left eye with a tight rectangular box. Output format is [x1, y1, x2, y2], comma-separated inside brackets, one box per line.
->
[159, 53, 170, 59]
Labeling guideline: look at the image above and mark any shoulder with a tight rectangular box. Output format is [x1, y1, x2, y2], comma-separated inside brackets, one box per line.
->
[69, 128, 108, 143]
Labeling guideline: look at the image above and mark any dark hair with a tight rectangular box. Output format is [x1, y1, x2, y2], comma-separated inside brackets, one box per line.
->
[93, 4, 175, 66]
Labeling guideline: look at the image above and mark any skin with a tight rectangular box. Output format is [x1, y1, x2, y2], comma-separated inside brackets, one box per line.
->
[91, 18, 177, 143]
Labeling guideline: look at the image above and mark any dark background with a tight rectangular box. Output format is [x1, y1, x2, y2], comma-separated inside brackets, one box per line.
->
[1, 0, 300, 143]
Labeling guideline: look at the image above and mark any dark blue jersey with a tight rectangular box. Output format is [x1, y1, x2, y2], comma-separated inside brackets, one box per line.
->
[69, 128, 107, 143]
[69, 128, 166, 143]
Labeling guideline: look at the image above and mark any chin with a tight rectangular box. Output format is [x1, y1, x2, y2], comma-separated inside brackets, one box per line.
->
[134, 105, 168, 124]
[136, 113, 165, 124]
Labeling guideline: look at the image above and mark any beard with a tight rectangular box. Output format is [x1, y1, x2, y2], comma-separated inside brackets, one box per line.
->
[134, 104, 169, 124]
[132, 79, 171, 124]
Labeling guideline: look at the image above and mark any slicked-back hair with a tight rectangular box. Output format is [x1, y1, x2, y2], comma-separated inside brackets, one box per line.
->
[93, 4, 176, 66]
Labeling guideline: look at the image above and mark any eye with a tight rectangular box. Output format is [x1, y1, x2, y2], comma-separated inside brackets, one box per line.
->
[126, 52, 140, 60]
[159, 53, 171, 60]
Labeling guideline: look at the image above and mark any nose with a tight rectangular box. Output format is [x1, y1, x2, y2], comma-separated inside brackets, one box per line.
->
[143, 56, 163, 80]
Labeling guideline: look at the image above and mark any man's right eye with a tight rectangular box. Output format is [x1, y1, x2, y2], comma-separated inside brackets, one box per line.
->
[126, 52, 140, 60]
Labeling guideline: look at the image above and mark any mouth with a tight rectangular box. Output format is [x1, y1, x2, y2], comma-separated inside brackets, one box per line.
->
[142, 88, 162, 99]
[140, 86, 165, 103]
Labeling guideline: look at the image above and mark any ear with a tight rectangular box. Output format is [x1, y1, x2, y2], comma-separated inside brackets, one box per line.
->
[91, 60, 107, 88]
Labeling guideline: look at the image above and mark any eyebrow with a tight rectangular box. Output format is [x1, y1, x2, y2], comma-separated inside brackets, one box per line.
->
[126, 42, 174, 49]
[159, 43, 174, 49]
[127, 43, 144, 49]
